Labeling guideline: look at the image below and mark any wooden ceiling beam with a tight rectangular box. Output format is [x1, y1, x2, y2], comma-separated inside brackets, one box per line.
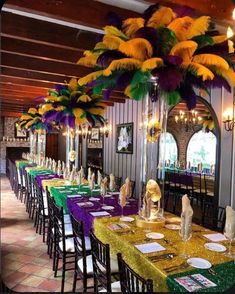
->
[1, 36, 82, 63]
[1, 11, 98, 50]
[3, 0, 138, 30]
[0, 111, 22, 117]
[1, 52, 90, 77]
[1, 84, 49, 94]
[148, 0, 234, 24]
[0, 76, 65, 89]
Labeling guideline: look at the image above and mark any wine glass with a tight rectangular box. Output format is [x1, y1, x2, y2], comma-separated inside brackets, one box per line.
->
[100, 186, 106, 205]
[118, 194, 125, 219]
[224, 224, 235, 258]
[179, 227, 192, 259]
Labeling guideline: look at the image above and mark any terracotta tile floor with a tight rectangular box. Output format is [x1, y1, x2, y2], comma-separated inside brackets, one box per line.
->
[0, 175, 88, 292]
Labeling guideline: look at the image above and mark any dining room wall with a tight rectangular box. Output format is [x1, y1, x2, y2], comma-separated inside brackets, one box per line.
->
[103, 88, 235, 209]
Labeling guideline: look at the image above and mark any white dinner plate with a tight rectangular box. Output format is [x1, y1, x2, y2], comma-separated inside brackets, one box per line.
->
[204, 243, 226, 252]
[166, 217, 181, 224]
[146, 232, 164, 239]
[102, 205, 115, 210]
[165, 224, 181, 230]
[108, 192, 119, 195]
[187, 258, 212, 269]
[89, 197, 100, 201]
[92, 189, 100, 192]
[120, 216, 135, 222]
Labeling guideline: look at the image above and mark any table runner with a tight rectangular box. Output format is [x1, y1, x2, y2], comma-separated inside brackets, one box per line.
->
[28, 168, 54, 177]
[15, 160, 28, 168]
[67, 194, 138, 236]
[50, 184, 100, 213]
[42, 179, 67, 192]
[94, 213, 234, 292]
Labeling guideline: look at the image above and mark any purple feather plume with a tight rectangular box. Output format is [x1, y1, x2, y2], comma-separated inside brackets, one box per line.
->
[106, 11, 122, 29]
[173, 5, 195, 17]
[204, 75, 231, 92]
[143, 4, 159, 23]
[179, 83, 197, 110]
[158, 68, 182, 92]
[116, 71, 135, 89]
[95, 34, 103, 43]
[195, 41, 228, 56]
[163, 55, 183, 66]
[134, 27, 159, 55]
[97, 50, 127, 68]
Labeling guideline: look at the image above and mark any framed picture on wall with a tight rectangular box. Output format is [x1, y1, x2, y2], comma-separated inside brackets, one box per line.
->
[116, 123, 133, 154]
[90, 127, 100, 140]
[14, 123, 28, 138]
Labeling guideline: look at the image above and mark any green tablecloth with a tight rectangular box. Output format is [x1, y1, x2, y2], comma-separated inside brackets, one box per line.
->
[29, 169, 54, 177]
[50, 184, 100, 213]
[18, 161, 32, 170]
[167, 261, 235, 292]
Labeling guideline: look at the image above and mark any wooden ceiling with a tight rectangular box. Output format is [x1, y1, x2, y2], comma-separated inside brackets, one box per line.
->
[1, 0, 234, 117]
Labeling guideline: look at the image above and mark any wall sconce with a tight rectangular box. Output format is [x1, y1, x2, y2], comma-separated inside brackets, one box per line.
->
[100, 120, 111, 138]
[223, 109, 235, 131]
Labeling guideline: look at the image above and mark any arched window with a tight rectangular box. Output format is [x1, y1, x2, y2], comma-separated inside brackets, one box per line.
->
[187, 130, 216, 168]
[161, 132, 178, 163]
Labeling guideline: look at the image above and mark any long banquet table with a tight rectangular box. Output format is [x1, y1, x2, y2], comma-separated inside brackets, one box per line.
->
[94, 212, 235, 292]
[67, 194, 139, 235]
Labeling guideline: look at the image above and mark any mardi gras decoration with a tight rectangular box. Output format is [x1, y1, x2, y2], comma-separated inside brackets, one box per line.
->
[202, 114, 215, 132]
[17, 107, 55, 133]
[38, 78, 106, 128]
[146, 120, 161, 142]
[78, 4, 235, 110]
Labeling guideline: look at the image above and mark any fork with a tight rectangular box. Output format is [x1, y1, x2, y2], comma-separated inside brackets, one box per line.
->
[164, 262, 188, 273]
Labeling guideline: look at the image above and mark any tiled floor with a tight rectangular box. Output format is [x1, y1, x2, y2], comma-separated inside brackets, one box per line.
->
[0, 175, 87, 292]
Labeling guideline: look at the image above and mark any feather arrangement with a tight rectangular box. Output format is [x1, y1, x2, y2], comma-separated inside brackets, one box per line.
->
[37, 78, 106, 129]
[77, 4, 235, 110]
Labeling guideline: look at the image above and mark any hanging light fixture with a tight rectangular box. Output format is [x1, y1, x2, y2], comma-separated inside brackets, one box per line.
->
[223, 109, 235, 131]
[175, 110, 202, 132]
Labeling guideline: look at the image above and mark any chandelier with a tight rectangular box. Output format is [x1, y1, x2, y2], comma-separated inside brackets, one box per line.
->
[175, 110, 202, 132]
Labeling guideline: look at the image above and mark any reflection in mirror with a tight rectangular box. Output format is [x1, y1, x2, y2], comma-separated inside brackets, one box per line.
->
[163, 97, 220, 228]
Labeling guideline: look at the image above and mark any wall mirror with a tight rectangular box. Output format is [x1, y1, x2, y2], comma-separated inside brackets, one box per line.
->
[164, 96, 220, 223]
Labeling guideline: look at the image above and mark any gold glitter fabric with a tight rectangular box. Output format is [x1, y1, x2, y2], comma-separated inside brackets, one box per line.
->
[41, 179, 67, 192]
[94, 213, 234, 292]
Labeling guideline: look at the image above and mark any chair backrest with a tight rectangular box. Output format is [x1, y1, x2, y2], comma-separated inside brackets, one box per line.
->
[53, 201, 66, 248]
[217, 206, 226, 232]
[117, 253, 153, 293]
[90, 231, 112, 292]
[70, 214, 88, 275]
[46, 187, 54, 224]
[205, 177, 214, 195]
[35, 179, 46, 215]
[202, 202, 225, 232]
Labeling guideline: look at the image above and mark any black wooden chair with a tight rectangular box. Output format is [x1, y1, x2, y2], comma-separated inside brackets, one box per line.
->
[202, 202, 225, 232]
[70, 214, 93, 292]
[53, 202, 75, 292]
[90, 231, 119, 292]
[117, 253, 154, 293]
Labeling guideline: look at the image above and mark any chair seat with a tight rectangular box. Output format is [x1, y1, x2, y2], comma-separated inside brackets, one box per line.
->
[41, 208, 48, 216]
[64, 214, 71, 224]
[52, 223, 73, 236]
[76, 236, 91, 251]
[99, 281, 121, 292]
[59, 237, 75, 252]
[78, 255, 119, 275]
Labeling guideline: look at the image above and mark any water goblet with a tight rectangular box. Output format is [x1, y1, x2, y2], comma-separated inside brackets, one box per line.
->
[179, 228, 192, 259]
[224, 224, 235, 258]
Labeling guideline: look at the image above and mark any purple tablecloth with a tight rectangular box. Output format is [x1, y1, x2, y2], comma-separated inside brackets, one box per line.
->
[67, 194, 139, 236]
[35, 174, 62, 190]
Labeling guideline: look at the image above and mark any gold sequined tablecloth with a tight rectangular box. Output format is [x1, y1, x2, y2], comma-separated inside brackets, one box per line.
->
[94, 213, 233, 292]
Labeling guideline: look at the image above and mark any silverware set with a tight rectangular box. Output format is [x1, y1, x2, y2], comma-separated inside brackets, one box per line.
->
[148, 253, 175, 262]
[164, 261, 189, 273]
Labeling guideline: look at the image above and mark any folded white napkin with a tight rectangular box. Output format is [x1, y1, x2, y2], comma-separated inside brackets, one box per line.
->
[109, 173, 115, 191]
[135, 242, 166, 254]
[180, 195, 193, 240]
[224, 206, 235, 240]
[90, 211, 110, 217]
[97, 170, 102, 186]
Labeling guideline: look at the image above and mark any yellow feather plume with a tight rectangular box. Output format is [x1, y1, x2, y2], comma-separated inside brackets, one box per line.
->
[77, 53, 99, 67]
[78, 70, 104, 86]
[192, 54, 229, 71]
[68, 78, 78, 92]
[88, 107, 106, 116]
[25, 118, 38, 129]
[182, 62, 214, 80]
[73, 108, 84, 118]
[168, 16, 193, 41]
[170, 41, 198, 61]
[77, 94, 92, 102]
[212, 35, 228, 44]
[28, 108, 37, 115]
[20, 114, 33, 120]
[103, 25, 128, 40]
[122, 18, 145, 37]
[75, 117, 87, 126]
[94, 42, 108, 50]
[124, 85, 132, 98]
[141, 57, 164, 71]
[55, 106, 65, 112]
[103, 58, 141, 76]
[103, 35, 125, 50]
[39, 104, 54, 114]
[95, 102, 106, 108]
[147, 6, 176, 28]
[119, 38, 153, 61]
[219, 68, 235, 86]
[186, 16, 210, 39]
